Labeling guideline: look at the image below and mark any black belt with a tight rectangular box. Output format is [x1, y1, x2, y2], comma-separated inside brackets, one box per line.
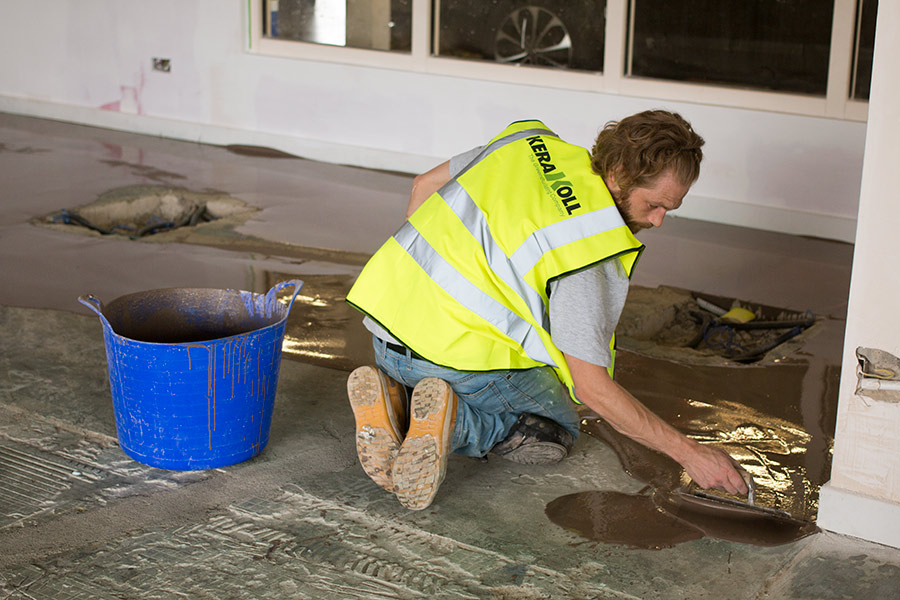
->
[385, 341, 424, 360]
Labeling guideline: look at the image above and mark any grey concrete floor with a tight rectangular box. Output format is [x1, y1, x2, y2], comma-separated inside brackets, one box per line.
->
[2, 113, 900, 598]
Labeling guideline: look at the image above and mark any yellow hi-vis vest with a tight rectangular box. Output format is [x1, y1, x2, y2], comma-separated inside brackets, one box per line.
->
[346, 120, 644, 401]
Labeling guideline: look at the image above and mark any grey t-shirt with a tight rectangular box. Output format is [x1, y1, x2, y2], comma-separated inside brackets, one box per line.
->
[363, 146, 628, 368]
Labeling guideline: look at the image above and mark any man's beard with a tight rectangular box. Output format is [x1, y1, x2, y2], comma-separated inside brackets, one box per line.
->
[611, 189, 651, 233]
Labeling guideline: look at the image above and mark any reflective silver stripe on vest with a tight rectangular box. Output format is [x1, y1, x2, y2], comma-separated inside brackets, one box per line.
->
[439, 180, 551, 331]
[510, 205, 628, 276]
[393, 224, 557, 367]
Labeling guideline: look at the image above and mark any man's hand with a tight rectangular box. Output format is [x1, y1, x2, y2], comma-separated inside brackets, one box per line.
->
[681, 442, 748, 496]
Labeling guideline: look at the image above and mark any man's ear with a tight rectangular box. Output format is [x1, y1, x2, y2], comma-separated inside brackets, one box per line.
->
[605, 167, 623, 195]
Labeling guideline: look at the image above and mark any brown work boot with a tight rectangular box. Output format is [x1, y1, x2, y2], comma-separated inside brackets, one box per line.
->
[392, 378, 458, 510]
[490, 413, 574, 465]
[347, 366, 409, 493]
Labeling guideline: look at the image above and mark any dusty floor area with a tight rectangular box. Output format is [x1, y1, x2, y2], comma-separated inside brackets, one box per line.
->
[2, 112, 900, 598]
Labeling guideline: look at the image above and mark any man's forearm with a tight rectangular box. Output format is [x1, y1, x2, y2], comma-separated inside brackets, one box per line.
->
[407, 161, 450, 219]
[575, 368, 697, 464]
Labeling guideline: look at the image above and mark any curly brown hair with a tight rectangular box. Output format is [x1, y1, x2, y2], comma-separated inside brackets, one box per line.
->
[591, 110, 704, 196]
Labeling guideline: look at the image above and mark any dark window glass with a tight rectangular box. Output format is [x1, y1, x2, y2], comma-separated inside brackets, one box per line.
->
[851, 0, 877, 100]
[263, 0, 412, 52]
[629, 1, 834, 95]
[435, 0, 606, 72]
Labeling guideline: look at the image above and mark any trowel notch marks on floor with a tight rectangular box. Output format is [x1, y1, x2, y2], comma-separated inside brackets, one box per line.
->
[5, 571, 120, 600]
[1, 474, 632, 598]
[266, 484, 642, 599]
[0, 443, 105, 529]
[233, 490, 490, 598]
[0, 403, 119, 448]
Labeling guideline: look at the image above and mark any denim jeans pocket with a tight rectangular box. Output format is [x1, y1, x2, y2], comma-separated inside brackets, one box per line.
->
[500, 368, 573, 416]
[453, 375, 514, 414]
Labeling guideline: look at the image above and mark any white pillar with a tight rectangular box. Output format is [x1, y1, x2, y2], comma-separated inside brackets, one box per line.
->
[818, 1, 900, 548]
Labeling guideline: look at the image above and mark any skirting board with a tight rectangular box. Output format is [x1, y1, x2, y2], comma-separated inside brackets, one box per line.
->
[675, 194, 856, 245]
[818, 481, 900, 549]
[0, 94, 858, 244]
[0, 95, 437, 175]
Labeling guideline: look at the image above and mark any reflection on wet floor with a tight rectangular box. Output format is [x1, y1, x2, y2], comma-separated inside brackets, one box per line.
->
[274, 273, 374, 371]
[620, 315, 842, 522]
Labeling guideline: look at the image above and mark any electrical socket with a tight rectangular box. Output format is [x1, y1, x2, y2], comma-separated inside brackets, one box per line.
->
[152, 58, 171, 73]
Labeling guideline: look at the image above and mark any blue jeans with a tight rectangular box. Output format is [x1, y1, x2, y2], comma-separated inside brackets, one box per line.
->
[371, 337, 580, 457]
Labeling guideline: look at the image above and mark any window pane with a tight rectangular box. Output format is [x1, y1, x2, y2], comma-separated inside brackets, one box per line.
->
[851, 0, 877, 100]
[629, 1, 834, 95]
[435, 0, 606, 72]
[264, 0, 412, 52]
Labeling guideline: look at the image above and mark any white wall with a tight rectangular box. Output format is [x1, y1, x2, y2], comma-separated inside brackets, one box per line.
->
[818, 0, 900, 549]
[0, 0, 865, 242]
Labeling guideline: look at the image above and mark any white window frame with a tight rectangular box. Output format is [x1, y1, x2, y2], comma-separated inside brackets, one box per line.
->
[246, 0, 869, 121]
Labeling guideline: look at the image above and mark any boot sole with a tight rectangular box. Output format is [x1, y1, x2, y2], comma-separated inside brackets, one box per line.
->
[493, 441, 567, 465]
[347, 366, 402, 493]
[393, 378, 456, 510]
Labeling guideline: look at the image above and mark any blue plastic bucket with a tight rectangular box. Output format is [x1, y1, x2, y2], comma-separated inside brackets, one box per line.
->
[78, 280, 303, 470]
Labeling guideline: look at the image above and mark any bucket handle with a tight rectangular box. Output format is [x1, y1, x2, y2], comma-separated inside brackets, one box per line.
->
[267, 279, 304, 318]
[78, 294, 114, 329]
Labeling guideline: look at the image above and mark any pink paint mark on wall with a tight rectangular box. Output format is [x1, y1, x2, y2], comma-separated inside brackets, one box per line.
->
[99, 67, 146, 115]
[99, 87, 137, 113]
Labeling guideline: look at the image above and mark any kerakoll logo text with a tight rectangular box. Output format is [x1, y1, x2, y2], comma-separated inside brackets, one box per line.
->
[526, 135, 582, 216]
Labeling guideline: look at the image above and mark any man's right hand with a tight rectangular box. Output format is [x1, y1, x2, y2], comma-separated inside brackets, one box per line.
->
[681, 441, 749, 496]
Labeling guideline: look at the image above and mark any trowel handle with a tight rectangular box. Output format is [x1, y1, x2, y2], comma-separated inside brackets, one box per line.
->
[742, 470, 757, 505]
[78, 295, 105, 317]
